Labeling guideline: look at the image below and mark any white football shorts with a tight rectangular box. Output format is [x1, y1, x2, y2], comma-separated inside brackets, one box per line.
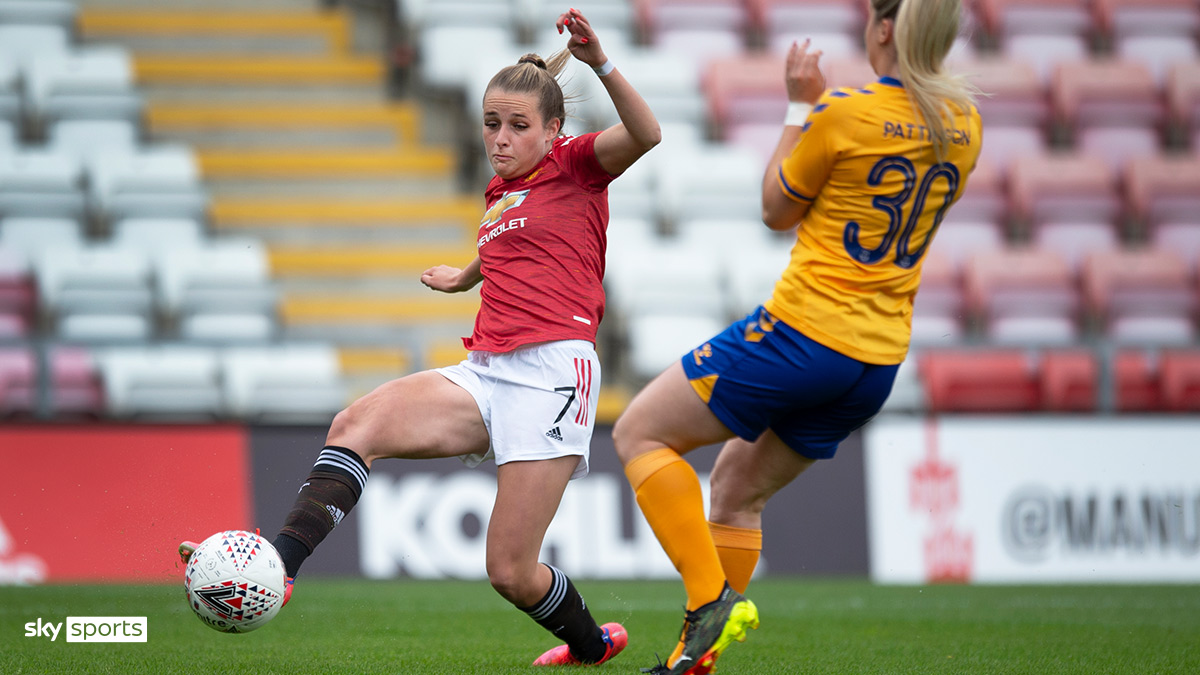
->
[435, 339, 600, 480]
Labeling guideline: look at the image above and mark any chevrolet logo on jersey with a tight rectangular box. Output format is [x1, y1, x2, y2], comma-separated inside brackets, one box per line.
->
[480, 189, 530, 227]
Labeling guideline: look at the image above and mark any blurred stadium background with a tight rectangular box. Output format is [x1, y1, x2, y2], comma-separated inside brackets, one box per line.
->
[2, 0, 1198, 596]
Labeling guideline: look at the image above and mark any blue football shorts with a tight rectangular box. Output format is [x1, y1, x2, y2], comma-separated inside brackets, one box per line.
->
[680, 306, 899, 460]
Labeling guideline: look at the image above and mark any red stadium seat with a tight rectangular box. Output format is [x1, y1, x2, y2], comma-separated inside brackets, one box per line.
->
[823, 56, 877, 90]
[703, 52, 786, 136]
[965, 248, 1079, 341]
[745, 0, 866, 38]
[0, 248, 32, 338]
[1032, 221, 1119, 273]
[1082, 249, 1195, 342]
[1159, 349, 1200, 411]
[958, 56, 1047, 124]
[951, 159, 1006, 225]
[0, 345, 35, 415]
[979, 0, 1094, 39]
[921, 349, 1040, 412]
[1053, 60, 1164, 173]
[1125, 155, 1200, 232]
[1041, 349, 1097, 411]
[49, 346, 103, 418]
[1167, 62, 1200, 143]
[911, 250, 966, 345]
[1008, 153, 1121, 230]
[1151, 223, 1200, 274]
[1093, 0, 1200, 41]
[1114, 349, 1162, 410]
[931, 219, 1006, 274]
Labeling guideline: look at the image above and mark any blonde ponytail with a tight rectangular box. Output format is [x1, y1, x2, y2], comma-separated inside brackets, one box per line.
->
[877, 0, 979, 159]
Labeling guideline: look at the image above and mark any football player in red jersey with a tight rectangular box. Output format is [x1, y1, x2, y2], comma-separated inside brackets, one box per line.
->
[182, 7, 658, 668]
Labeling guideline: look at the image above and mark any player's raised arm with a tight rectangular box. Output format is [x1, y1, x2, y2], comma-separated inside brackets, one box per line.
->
[556, 8, 661, 175]
[762, 39, 825, 231]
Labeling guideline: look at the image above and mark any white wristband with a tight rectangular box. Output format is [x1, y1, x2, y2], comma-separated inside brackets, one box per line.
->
[785, 102, 813, 127]
[592, 60, 614, 77]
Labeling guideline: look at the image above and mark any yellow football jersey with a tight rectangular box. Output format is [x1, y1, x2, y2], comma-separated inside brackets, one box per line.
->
[770, 76, 982, 364]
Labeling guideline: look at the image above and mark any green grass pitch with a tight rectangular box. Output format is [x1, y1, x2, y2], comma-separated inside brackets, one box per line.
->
[2, 578, 1198, 674]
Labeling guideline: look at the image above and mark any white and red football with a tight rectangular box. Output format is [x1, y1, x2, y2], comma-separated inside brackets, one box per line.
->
[183, 530, 286, 633]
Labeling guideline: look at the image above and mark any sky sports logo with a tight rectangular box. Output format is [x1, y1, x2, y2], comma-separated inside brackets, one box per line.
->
[24, 617, 147, 643]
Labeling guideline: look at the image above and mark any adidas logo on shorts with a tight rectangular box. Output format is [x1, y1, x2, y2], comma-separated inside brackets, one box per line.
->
[545, 427, 563, 442]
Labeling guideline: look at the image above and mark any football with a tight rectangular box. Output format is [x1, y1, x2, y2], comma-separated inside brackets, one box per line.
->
[183, 530, 287, 633]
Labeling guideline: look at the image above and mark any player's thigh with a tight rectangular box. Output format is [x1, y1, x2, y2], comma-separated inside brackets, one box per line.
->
[486, 455, 579, 569]
[612, 360, 735, 465]
[329, 370, 488, 463]
[708, 429, 815, 529]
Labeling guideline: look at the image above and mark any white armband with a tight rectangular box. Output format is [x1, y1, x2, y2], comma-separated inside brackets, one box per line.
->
[785, 102, 813, 127]
[592, 60, 614, 77]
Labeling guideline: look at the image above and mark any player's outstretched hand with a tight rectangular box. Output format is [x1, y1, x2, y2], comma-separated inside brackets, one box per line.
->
[556, 8, 606, 70]
[421, 265, 466, 293]
[785, 39, 825, 104]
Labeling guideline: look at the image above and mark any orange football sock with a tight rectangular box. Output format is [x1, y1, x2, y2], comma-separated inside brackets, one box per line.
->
[709, 522, 762, 595]
[624, 448, 726, 611]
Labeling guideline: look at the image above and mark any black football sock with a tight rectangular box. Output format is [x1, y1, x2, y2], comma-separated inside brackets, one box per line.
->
[521, 564, 607, 663]
[274, 446, 369, 578]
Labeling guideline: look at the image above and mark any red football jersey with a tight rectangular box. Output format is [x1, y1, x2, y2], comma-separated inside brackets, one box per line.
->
[464, 132, 616, 352]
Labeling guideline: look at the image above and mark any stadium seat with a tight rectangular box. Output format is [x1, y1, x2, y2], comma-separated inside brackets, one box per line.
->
[910, 250, 966, 346]
[656, 143, 762, 229]
[1093, 0, 1200, 41]
[746, 0, 866, 40]
[0, 24, 69, 70]
[1117, 34, 1198, 87]
[24, 47, 144, 131]
[1158, 349, 1200, 411]
[823, 56, 877, 90]
[1053, 60, 1163, 175]
[110, 217, 205, 253]
[1002, 33, 1088, 86]
[1113, 348, 1161, 410]
[979, 125, 1048, 174]
[965, 247, 1080, 344]
[48, 345, 104, 418]
[0, 56, 18, 125]
[221, 344, 348, 422]
[980, 0, 1094, 39]
[87, 145, 209, 224]
[1083, 249, 1195, 343]
[0, 150, 86, 219]
[879, 354, 925, 411]
[655, 27, 745, 69]
[766, 30, 861, 59]
[1167, 62, 1200, 144]
[0, 0, 77, 27]
[606, 237, 727, 318]
[0, 217, 84, 266]
[626, 311, 725, 381]
[523, 0, 636, 37]
[637, 0, 749, 37]
[724, 237, 792, 317]
[156, 240, 277, 330]
[949, 160, 1006, 225]
[34, 245, 155, 342]
[920, 349, 1040, 412]
[601, 49, 706, 128]
[704, 52, 786, 136]
[1125, 155, 1200, 233]
[1040, 349, 1097, 411]
[97, 345, 224, 419]
[409, 0, 520, 31]
[417, 25, 521, 94]
[1008, 153, 1120, 230]
[48, 119, 140, 163]
[960, 58, 1048, 129]
[1150, 223, 1200, 273]
[1032, 221, 1119, 272]
[0, 345, 34, 415]
[0, 247, 32, 337]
